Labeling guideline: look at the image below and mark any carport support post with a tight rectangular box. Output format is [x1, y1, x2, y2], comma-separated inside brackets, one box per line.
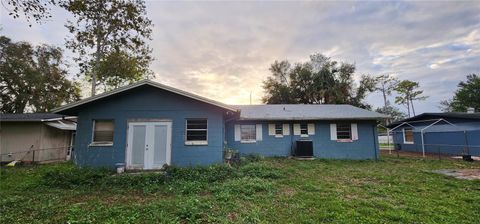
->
[387, 128, 391, 155]
[421, 130, 425, 158]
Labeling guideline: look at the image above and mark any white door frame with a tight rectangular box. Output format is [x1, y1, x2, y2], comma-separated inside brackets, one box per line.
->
[126, 121, 172, 170]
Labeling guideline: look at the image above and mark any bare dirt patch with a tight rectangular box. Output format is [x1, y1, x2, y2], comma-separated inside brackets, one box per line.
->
[432, 169, 480, 180]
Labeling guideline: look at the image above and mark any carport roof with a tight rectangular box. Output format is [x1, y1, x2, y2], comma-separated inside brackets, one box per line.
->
[0, 113, 63, 122]
[387, 112, 480, 128]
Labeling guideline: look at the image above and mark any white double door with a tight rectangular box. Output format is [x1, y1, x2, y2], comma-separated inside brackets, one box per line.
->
[126, 121, 172, 170]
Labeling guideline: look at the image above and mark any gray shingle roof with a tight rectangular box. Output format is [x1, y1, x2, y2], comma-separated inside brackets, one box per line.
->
[0, 113, 63, 122]
[233, 104, 388, 120]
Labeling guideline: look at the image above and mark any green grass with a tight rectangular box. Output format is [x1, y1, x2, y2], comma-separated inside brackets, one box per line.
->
[1, 155, 480, 223]
[379, 143, 394, 147]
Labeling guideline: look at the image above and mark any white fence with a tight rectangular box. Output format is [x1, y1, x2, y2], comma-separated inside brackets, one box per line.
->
[378, 135, 393, 144]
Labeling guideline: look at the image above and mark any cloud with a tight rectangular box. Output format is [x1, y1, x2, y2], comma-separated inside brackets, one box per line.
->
[1, 1, 479, 113]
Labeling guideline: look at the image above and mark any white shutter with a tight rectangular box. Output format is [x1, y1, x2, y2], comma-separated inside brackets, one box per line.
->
[234, 125, 241, 141]
[268, 124, 275, 136]
[351, 123, 358, 140]
[256, 124, 263, 141]
[293, 124, 301, 135]
[283, 124, 290, 135]
[308, 123, 315, 135]
[330, 123, 337, 140]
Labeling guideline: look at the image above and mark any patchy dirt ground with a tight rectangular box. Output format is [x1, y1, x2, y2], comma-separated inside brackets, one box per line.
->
[432, 169, 480, 180]
[380, 150, 480, 161]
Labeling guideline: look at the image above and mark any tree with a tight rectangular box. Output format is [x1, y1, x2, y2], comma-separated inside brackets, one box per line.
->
[440, 74, 480, 112]
[262, 53, 377, 109]
[2, 0, 57, 26]
[0, 35, 80, 113]
[375, 105, 406, 128]
[375, 74, 399, 108]
[394, 80, 427, 117]
[62, 0, 153, 96]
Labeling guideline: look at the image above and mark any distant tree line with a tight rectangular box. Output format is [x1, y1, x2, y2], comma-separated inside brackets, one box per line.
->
[262, 53, 433, 124]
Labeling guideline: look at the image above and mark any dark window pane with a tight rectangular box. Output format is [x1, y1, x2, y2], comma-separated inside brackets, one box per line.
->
[186, 130, 207, 141]
[275, 123, 283, 135]
[336, 123, 351, 140]
[300, 123, 308, 135]
[93, 120, 114, 142]
[241, 125, 256, 141]
[186, 119, 208, 142]
[187, 119, 207, 130]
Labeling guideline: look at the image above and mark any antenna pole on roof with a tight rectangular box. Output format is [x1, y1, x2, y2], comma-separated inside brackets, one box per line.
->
[250, 91, 252, 105]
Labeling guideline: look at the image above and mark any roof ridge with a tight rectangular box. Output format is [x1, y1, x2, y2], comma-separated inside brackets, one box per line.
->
[53, 79, 238, 113]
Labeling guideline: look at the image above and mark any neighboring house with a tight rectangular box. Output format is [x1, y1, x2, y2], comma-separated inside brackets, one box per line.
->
[53, 80, 387, 169]
[0, 113, 76, 163]
[387, 113, 480, 156]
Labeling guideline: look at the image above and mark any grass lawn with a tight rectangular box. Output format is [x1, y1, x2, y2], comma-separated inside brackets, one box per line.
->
[1, 155, 480, 223]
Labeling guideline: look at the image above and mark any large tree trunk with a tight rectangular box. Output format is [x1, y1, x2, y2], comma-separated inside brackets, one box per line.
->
[410, 98, 416, 116]
[406, 101, 411, 117]
[381, 83, 388, 108]
[92, 5, 101, 96]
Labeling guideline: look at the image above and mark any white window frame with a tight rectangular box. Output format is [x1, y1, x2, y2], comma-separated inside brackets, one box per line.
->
[185, 119, 208, 146]
[403, 127, 414, 144]
[240, 124, 257, 143]
[274, 123, 283, 137]
[300, 123, 308, 137]
[90, 119, 114, 146]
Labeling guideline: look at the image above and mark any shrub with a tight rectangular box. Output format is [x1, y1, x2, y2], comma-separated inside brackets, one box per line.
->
[41, 166, 111, 188]
[164, 164, 237, 183]
[241, 154, 264, 164]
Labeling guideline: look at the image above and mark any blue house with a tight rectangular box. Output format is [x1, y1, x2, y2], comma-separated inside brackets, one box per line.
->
[226, 105, 385, 159]
[54, 80, 387, 169]
[387, 113, 480, 156]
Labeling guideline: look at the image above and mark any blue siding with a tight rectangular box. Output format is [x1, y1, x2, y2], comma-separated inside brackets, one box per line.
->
[391, 121, 480, 156]
[72, 85, 226, 168]
[226, 120, 379, 160]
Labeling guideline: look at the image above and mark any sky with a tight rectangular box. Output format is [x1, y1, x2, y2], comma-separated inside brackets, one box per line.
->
[1, 0, 479, 114]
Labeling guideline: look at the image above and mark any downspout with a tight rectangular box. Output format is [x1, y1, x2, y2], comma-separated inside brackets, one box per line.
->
[290, 122, 294, 156]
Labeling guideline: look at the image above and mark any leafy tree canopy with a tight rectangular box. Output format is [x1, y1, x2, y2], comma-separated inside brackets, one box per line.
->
[262, 53, 377, 109]
[62, 0, 153, 95]
[394, 80, 427, 117]
[440, 74, 480, 112]
[2, 0, 57, 25]
[0, 35, 80, 113]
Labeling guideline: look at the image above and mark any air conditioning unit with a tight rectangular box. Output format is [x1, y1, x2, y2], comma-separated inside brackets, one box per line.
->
[295, 140, 313, 157]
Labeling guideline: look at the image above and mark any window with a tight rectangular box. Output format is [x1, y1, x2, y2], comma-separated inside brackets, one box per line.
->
[336, 123, 352, 140]
[92, 120, 114, 145]
[186, 119, 208, 145]
[275, 123, 283, 136]
[300, 123, 308, 135]
[240, 125, 256, 142]
[403, 127, 414, 144]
